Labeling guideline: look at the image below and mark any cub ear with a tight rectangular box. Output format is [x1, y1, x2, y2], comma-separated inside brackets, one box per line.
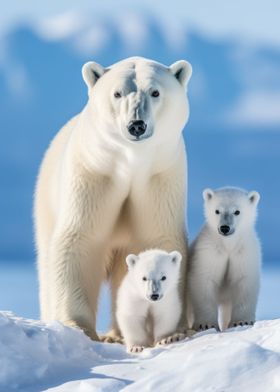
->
[125, 254, 139, 269]
[82, 61, 106, 94]
[169, 251, 182, 266]
[203, 188, 214, 201]
[169, 60, 192, 89]
[248, 191, 260, 206]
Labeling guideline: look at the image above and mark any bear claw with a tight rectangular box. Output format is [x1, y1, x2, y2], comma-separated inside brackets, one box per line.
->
[156, 332, 186, 346]
[197, 324, 217, 331]
[128, 345, 145, 354]
[231, 321, 254, 328]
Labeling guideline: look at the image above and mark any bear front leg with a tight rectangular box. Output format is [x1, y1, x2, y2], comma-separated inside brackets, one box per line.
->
[117, 313, 149, 353]
[154, 313, 185, 346]
[49, 230, 105, 340]
[153, 296, 184, 346]
[229, 282, 258, 328]
[42, 169, 128, 340]
[189, 278, 219, 331]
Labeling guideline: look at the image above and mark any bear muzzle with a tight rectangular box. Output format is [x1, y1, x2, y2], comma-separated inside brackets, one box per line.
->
[148, 293, 163, 302]
[218, 225, 235, 236]
[127, 120, 147, 139]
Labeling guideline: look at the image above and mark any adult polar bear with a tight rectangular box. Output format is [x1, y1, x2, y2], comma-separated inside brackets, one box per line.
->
[35, 57, 192, 341]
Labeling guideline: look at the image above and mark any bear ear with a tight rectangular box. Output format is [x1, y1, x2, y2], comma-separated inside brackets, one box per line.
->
[248, 191, 260, 206]
[126, 254, 139, 269]
[169, 251, 182, 266]
[203, 188, 214, 201]
[169, 60, 192, 89]
[82, 61, 106, 93]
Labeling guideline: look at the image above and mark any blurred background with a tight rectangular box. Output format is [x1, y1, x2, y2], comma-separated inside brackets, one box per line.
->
[0, 0, 279, 329]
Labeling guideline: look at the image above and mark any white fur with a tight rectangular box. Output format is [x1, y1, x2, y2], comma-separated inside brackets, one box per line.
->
[34, 57, 192, 340]
[187, 187, 261, 331]
[116, 249, 182, 351]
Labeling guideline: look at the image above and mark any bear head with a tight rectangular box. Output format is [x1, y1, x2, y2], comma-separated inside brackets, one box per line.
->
[82, 57, 192, 146]
[125, 249, 182, 302]
[203, 187, 260, 237]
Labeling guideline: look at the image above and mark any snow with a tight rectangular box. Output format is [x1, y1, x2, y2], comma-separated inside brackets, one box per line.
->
[0, 312, 280, 392]
[225, 91, 280, 127]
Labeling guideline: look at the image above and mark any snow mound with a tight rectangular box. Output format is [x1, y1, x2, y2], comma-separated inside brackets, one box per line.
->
[0, 312, 280, 392]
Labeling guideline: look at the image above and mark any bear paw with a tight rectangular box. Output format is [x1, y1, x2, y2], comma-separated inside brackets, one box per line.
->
[128, 345, 145, 354]
[99, 328, 124, 344]
[64, 320, 99, 341]
[156, 332, 186, 346]
[99, 334, 124, 344]
[231, 321, 254, 328]
[196, 324, 218, 331]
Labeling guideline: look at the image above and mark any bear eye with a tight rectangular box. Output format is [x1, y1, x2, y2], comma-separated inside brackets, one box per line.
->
[114, 91, 122, 98]
[151, 90, 160, 98]
[234, 210, 240, 215]
[142, 277, 147, 281]
[161, 276, 166, 281]
[215, 210, 220, 215]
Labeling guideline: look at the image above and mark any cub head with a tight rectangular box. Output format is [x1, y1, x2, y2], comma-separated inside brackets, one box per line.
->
[82, 57, 192, 145]
[125, 249, 182, 302]
[203, 187, 260, 236]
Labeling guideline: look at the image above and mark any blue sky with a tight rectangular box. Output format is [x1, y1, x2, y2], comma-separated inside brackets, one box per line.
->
[0, 1, 279, 263]
[2, 0, 280, 47]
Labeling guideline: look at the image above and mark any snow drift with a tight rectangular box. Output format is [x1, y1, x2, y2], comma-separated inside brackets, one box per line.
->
[0, 312, 280, 391]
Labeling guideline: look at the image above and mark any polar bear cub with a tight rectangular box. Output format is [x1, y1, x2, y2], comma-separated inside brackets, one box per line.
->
[187, 187, 261, 332]
[116, 249, 184, 353]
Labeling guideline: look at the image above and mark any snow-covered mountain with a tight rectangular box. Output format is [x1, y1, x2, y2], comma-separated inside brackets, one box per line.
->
[0, 13, 280, 262]
[0, 312, 279, 392]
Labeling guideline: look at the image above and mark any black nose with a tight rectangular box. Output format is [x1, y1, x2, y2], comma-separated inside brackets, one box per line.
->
[151, 294, 159, 301]
[220, 225, 230, 235]
[127, 120, 147, 137]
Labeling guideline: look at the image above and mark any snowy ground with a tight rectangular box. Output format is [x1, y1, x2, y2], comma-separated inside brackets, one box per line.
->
[0, 263, 279, 391]
[0, 312, 280, 392]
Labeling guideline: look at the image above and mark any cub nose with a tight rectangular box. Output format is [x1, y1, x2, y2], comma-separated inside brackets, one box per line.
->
[127, 120, 147, 137]
[220, 225, 230, 235]
[150, 294, 159, 301]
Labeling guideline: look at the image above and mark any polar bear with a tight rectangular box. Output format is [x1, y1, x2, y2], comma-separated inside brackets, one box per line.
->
[116, 249, 185, 353]
[187, 187, 261, 332]
[34, 57, 192, 341]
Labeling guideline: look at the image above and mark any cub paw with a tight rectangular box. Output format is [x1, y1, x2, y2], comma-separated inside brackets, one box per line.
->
[196, 324, 218, 331]
[231, 321, 254, 328]
[128, 345, 145, 354]
[156, 332, 186, 346]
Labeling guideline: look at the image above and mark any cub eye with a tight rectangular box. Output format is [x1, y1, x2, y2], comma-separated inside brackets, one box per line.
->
[151, 90, 160, 98]
[234, 210, 240, 215]
[161, 276, 166, 281]
[142, 277, 147, 281]
[215, 210, 220, 215]
[114, 91, 122, 98]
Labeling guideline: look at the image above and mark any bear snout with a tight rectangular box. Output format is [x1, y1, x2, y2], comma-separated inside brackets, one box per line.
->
[150, 294, 160, 301]
[219, 225, 232, 236]
[127, 120, 147, 138]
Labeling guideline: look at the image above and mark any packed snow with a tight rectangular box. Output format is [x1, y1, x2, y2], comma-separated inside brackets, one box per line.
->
[0, 312, 279, 392]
